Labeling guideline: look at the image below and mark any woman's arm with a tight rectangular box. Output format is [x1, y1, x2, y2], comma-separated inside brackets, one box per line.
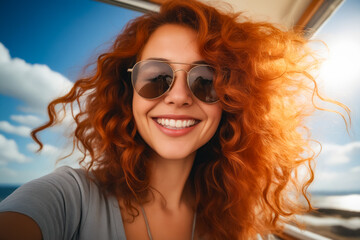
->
[0, 211, 42, 240]
[0, 166, 87, 240]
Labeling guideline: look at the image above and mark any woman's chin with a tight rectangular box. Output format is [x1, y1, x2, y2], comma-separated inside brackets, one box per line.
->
[151, 148, 197, 162]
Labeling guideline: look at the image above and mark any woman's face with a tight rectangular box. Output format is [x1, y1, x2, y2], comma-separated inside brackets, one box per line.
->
[132, 24, 222, 161]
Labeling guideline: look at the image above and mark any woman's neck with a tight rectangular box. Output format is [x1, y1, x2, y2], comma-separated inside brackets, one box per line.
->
[148, 151, 196, 211]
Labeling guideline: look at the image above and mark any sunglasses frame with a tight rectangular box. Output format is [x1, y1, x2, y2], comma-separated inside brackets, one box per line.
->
[127, 59, 219, 104]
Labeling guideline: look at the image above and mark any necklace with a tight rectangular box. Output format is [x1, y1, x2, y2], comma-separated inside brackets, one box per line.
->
[140, 206, 197, 240]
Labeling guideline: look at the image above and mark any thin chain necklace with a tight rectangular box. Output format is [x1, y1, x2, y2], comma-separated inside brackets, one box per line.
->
[140, 206, 197, 240]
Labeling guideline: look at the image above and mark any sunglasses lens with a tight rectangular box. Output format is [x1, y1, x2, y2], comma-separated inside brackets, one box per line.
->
[132, 61, 173, 99]
[189, 66, 218, 103]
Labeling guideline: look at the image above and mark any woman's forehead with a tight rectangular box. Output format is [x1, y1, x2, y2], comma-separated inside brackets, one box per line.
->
[140, 24, 202, 63]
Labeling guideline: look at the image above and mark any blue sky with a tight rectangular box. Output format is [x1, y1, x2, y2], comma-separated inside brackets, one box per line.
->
[0, 0, 359, 192]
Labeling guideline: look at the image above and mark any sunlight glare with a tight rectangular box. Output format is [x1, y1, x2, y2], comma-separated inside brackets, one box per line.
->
[312, 194, 360, 212]
[319, 38, 360, 99]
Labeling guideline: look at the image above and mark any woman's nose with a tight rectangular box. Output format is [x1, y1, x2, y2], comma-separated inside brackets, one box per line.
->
[163, 70, 193, 106]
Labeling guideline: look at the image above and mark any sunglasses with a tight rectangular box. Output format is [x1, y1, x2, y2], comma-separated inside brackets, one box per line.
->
[127, 60, 218, 103]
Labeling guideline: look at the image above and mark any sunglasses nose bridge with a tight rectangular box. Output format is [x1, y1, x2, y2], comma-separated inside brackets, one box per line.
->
[168, 68, 192, 96]
[172, 68, 190, 83]
[173, 68, 189, 74]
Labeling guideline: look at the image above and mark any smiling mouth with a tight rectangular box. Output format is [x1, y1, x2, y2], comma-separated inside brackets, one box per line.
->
[155, 118, 200, 130]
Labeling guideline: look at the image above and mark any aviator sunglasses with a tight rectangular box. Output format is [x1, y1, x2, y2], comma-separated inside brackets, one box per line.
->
[128, 60, 218, 103]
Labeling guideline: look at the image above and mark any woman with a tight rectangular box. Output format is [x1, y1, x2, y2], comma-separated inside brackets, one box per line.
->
[0, 0, 349, 239]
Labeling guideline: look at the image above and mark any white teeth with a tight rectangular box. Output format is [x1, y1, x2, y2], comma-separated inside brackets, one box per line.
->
[156, 118, 197, 129]
[182, 121, 187, 128]
[175, 120, 182, 128]
[169, 119, 176, 127]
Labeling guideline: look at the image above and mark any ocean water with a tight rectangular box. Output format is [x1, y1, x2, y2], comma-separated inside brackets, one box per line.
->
[299, 194, 360, 239]
[311, 193, 360, 212]
[0, 185, 19, 202]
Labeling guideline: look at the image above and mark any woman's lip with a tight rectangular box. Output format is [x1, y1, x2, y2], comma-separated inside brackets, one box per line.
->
[152, 114, 200, 120]
[152, 118, 199, 137]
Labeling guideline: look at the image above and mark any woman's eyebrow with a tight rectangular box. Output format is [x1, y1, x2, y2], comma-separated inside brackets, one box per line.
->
[192, 60, 209, 65]
[146, 57, 169, 61]
[145, 57, 209, 65]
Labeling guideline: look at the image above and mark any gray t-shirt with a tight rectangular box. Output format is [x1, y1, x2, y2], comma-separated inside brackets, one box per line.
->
[0, 166, 127, 240]
[0, 166, 274, 240]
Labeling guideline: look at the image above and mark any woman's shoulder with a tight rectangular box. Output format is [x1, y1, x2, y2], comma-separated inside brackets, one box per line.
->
[29, 165, 110, 209]
[50, 165, 92, 189]
[0, 166, 96, 224]
[19, 165, 97, 200]
[0, 166, 125, 240]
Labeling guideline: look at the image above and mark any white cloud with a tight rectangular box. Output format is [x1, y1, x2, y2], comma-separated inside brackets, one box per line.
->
[0, 121, 31, 137]
[316, 170, 339, 181]
[0, 43, 10, 63]
[309, 141, 360, 192]
[0, 167, 17, 178]
[26, 142, 84, 169]
[320, 141, 360, 165]
[311, 169, 360, 192]
[27, 142, 61, 158]
[10, 114, 44, 127]
[0, 134, 30, 163]
[350, 166, 360, 173]
[0, 42, 73, 114]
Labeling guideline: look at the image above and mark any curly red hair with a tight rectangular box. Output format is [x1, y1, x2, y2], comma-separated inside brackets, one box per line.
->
[32, 0, 350, 239]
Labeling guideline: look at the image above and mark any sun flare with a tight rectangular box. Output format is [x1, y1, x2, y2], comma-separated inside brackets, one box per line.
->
[319, 38, 360, 99]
